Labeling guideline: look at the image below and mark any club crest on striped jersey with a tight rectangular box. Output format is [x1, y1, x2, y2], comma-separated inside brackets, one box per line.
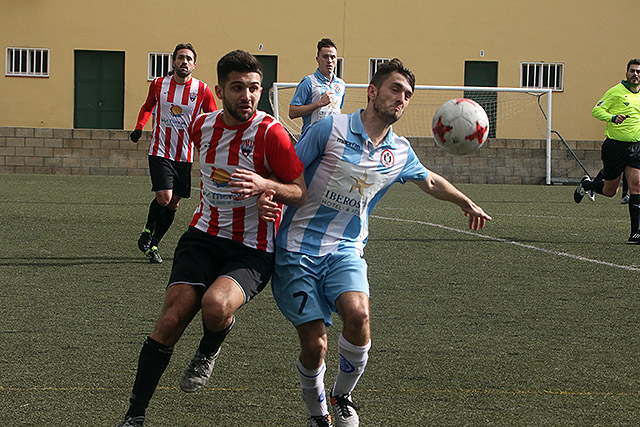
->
[189, 93, 198, 102]
[240, 139, 255, 157]
[381, 149, 394, 167]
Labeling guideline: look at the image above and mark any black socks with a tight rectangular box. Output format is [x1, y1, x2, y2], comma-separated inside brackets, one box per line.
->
[198, 318, 235, 357]
[629, 194, 640, 235]
[126, 337, 174, 418]
[143, 198, 176, 247]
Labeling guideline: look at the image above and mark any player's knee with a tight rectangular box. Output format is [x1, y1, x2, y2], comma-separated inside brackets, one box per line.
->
[343, 307, 370, 333]
[156, 195, 171, 207]
[201, 295, 236, 328]
[301, 336, 327, 363]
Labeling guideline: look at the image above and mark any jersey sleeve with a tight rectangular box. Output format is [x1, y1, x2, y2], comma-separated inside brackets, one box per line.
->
[202, 85, 217, 113]
[294, 116, 333, 167]
[592, 86, 617, 122]
[188, 112, 207, 152]
[264, 123, 304, 182]
[396, 144, 430, 184]
[290, 77, 312, 106]
[134, 79, 159, 130]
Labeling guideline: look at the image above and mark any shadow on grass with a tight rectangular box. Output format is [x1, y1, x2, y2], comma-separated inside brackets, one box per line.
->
[0, 256, 172, 267]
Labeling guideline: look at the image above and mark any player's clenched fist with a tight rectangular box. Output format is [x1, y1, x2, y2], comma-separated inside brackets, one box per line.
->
[129, 129, 142, 143]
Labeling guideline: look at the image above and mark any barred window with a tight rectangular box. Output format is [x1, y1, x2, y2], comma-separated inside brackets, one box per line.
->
[6, 47, 49, 77]
[369, 58, 389, 82]
[521, 62, 564, 91]
[148, 52, 172, 80]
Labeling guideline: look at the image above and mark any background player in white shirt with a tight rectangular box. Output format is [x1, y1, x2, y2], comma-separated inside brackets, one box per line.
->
[116, 50, 306, 427]
[289, 38, 346, 136]
[260, 59, 491, 427]
[130, 43, 217, 264]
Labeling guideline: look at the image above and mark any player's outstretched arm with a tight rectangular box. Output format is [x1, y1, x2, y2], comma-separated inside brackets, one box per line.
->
[414, 171, 492, 231]
[229, 168, 307, 207]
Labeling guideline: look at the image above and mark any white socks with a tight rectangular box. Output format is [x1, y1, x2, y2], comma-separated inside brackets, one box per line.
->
[332, 332, 371, 396]
[296, 333, 372, 416]
[296, 358, 328, 416]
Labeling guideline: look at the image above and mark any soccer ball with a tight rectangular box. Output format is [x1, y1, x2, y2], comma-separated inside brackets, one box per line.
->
[431, 98, 490, 155]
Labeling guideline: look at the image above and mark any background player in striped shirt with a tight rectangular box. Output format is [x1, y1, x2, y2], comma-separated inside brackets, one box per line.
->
[116, 50, 306, 427]
[260, 59, 491, 427]
[289, 38, 346, 136]
[129, 43, 217, 263]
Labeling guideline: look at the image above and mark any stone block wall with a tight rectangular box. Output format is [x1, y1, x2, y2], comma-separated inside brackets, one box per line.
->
[0, 127, 602, 184]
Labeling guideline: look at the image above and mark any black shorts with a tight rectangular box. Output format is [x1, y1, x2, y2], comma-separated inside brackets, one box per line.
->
[601, 138, 640, 180]
[168, 227, 275, 303]
[148, 155, 192, 199]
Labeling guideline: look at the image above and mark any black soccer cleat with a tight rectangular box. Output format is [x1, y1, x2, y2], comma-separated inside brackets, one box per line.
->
[145, 246, 163, 263]
[627, 232, 640, 245]
[116, 415, 144, 427]
[574, 175, 594, 203]
[138, 229, 153, 253]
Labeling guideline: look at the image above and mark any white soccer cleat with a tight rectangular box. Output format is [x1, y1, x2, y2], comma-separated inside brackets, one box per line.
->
[179, 348, 220, 393]
[330, 391, 359, 427]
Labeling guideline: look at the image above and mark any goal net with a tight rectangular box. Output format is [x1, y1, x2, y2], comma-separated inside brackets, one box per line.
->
[270, 83, 556, 183]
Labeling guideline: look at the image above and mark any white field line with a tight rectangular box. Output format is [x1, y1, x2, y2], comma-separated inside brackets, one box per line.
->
[371, 215, 640, 272]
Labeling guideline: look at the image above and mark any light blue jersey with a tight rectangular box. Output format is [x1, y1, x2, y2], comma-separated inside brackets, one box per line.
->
[290, 69, 346, 135]
[276, 109, 430, 257]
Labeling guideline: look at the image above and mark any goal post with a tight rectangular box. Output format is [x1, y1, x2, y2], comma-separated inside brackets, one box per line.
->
[271, 83, 554, 184]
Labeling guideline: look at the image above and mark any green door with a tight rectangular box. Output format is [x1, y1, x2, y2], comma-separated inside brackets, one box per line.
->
[255, 55, 277, 115]
[464, 61, 498, 138]
[74, 50, 124, 129]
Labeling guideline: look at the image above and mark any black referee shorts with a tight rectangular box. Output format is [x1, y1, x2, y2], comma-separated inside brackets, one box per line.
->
[601, 138, 640, 180]
[168, 227, 275, 304]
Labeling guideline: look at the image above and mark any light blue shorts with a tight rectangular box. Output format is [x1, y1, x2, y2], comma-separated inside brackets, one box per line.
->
[271, 247, 369, 327]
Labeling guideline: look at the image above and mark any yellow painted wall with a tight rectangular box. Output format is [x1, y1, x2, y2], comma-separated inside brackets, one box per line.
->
[1, 0, 636, 141]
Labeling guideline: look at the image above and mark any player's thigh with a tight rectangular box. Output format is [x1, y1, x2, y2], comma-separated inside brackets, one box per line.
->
[625, 165, 640, 193]
[324, 251, 370, 310]
[272, 249, 333, 327]
[148, 155, 174, 192]
[172, 160, 192, 200]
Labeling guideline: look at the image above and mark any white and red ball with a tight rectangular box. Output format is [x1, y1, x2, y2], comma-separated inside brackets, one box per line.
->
[431, 98, 489, 155]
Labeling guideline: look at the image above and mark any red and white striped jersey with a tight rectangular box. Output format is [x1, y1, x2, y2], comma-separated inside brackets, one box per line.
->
[188, 109, 304, 252]
[134, 75, 216, 162]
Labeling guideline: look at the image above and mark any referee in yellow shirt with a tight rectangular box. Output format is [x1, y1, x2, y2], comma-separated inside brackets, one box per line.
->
[574, 58, 640, 244]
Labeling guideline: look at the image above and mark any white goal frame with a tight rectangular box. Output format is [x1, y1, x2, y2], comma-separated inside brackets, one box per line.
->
[271, 83, 554, 184]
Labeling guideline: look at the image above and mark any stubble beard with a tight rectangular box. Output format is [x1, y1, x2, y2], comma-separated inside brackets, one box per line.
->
[373, 98, 402, 126]
[224, 99, 256, 123]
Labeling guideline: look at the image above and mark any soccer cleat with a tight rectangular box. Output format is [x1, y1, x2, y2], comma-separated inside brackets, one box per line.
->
[138, 229, 153, 252]
[627, 232, 640, 244]
[145, 246, 162, 264]
[621, 194, 630, 204]
[574, 175, 594, 203]
[330, 390, 360, 427]
[307, 414, 333, 427]
[116, 415, 144, 427]
[179, 348, 221, 392]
